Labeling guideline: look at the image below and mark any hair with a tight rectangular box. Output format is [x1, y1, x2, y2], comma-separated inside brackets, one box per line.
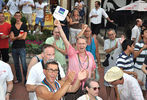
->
[122, 39, 134, 51]
[107, 29, 116, 34]
[41, 44, 54, 52]
[142, 29, 147, 35]
[0, 12, 4, 15]
[95, 1, 101, 6]
[135, 18, 141, 25]
[14, 11, 22, 16]
[43, 59, 58, 69]
[76, 35, 87, 42]
[84, 78, 98, 93]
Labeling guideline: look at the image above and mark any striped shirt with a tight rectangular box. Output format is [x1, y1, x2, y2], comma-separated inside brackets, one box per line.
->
[134, 40, 147, 69]
[116, 52, 134, 72]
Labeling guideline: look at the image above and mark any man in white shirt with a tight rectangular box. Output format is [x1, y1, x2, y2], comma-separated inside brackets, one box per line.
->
[0, 60, 13, 100]
[89, 1, 113, 35]
[131, 18, 142, 45]
[6, 0, 19, 16]
[104, 66, 144, 100]
[26, 44, 65, 100]
[19, 0, 34, 33]
[33, 0, 46, 34]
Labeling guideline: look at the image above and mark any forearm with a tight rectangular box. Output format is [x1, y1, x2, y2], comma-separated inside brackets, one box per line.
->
[26, 84, 38, 92]
[68, 79, 80, 92]
[55, 47, 67, 55]
[106, 17, 112, 22]
[105, 46, 116, 54]
[77, 29, 85, 38]
[6, 81, 13, 93]
[142, 64, 147, 74]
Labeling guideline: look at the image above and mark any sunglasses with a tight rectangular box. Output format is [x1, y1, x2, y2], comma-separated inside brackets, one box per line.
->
[91, 87, 100, 91]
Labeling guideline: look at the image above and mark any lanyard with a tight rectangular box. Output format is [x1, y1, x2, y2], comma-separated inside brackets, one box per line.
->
[77, 52, 89, 70]
[109, 39, 117, 55]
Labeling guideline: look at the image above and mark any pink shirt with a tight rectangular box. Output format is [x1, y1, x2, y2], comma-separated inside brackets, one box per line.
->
[67, 44, 96, 84]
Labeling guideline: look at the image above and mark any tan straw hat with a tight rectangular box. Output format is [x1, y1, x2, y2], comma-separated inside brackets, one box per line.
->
[104, 66, 124, 82]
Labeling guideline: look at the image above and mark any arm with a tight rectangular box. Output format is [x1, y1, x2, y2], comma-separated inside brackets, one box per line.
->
[114, 86, 120, 100]
[43, 6, 47, 21]
[5, 81, 13, 100]
[69, 18, 79, 25]
[52, 41, 67, 55]
[94, 36, 101, 68]
[133, 44, 147, 58]
[77, 24, 88, 38]
[9, 31, 26, 41]
[141, 63, 147, 74]
[54, 20, 70, 49]
[26, 84, 38, 92]
[105, 42, 118, 54]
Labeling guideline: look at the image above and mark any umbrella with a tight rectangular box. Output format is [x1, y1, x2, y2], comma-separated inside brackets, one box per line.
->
[116, 0, 147, 11]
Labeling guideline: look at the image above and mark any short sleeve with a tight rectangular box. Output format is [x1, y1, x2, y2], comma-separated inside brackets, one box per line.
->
[102, 8, 108, 18]
[6, 0, 11, 6]
[104, 39, 110, 51]
[23, 24, 28, 32]
[6, 64, 13, 82]
[131, 28, 137, 39]
[67, 44, 76, 57]
[134, 43, 140, 51]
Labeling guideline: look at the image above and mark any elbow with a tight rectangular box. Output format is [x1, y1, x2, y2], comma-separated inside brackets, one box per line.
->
[25, 84, 32, 92]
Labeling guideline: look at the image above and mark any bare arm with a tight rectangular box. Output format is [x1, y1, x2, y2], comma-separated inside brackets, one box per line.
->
[77, 24, 88, 38]
[105, 42, 118, 54]
[9, 31, 27, 41]
[69, 18, 79, 25]
[94, 36, 101, 68]
[5, 81, 13, 100]
[26, 84, 38, 92]
[54, 20, 70, 49]
[134, 44, 147, 58]
[142, 64, 147, 74]
[106, 17, 114, 23]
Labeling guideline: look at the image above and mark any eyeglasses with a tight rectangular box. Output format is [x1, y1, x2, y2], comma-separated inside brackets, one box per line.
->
[91, 87, 100, 91]
[46, 68, 58, 73]
[108, 34, 114, 36]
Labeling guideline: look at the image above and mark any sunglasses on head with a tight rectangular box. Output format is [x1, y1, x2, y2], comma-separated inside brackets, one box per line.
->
[91, 87, 100, 91]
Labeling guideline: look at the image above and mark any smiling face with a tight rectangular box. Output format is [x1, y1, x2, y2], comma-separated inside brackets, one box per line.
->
[0, 13, 5, 23]
[107, 30, 116, 40]
[14, 12, 22, 21]
[44, 64, 58, 83]
[84, 27, 92, 38]
[42, 47, 55, 63]
[76, 38, 87, 53]
[53, 27, 60, 40]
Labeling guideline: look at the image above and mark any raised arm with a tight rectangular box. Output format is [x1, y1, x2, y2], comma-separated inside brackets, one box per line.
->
[77, 24, 88, 38]
[54, 20, 70, 49]
[134, 44, 147, 58]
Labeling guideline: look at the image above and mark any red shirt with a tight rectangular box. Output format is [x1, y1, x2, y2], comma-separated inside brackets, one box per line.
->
[0, 22, 11, 48]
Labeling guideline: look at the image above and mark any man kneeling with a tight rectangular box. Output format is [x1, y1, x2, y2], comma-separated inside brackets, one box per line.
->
[35, 59, 88, 100]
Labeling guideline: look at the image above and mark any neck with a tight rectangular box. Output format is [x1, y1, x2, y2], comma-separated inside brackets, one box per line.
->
[0, 21, 4, 25]
[88, 94, 96, 100]
[143, 38, 147, 44]
[16, 20, 21, 24]
[124, 50, 130, 56]
[87, 37, 91, 44]
[79, 52, 86, 57]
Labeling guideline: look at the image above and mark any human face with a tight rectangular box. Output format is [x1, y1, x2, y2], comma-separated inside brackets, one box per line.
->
[76, 38, 87, 53]
[45, 64, 58, 83]
[95, 2, 99, 8]
[110, 80, 120, 86]
[128, 44, 134, 53]
[73, 10, 79, 16]
[0, 13, 5, 23]
[108, 30, 116, 40]
[87, 81, 100, 97]
[84, 27, 91, 38]
[138, 19, 143, 27]
[43, 47, 55, 63]
[53, 28, 60, 40]
[142, 30, 147, 44]
[14, 13, 22, 21]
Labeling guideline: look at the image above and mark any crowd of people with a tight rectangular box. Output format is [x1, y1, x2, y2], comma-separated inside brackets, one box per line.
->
[0, 0, 147, 100]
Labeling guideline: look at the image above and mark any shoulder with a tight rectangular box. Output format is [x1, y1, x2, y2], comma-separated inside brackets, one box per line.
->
[77, 95, 87, 100]
[31, 62, 43, 72]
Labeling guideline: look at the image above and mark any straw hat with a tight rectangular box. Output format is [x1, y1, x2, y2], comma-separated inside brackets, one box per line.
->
[104, 66, 124, 82]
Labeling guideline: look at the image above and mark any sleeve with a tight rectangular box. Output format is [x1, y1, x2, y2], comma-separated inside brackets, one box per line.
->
[67, 44, 76, 57]
[10, 25, 14, 32]
[6, 64, 14, 82]
[129, 77, 144, 100]
[131, 28, 137, 39]
[75, 2, 78, 6]
[134, 43, 140, 51]
[104, 39, 110, 51]
[116, 56, 125, 69]
[102, 8, 108, 18]
[23, 24, 28, 32]
[19, 0, 23, 5]
[26, 67, 37, 85]
[89, 9, 93, 18]
[31, 0, 34, 6]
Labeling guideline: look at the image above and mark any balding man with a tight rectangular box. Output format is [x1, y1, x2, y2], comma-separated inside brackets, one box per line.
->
[131, 18, 143, 45]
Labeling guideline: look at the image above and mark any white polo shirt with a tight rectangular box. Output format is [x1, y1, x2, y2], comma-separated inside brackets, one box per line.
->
[131, 25, 141, 44]
[0, 60, 13, 94]
[7, 0, 19, 16]
[35, 2, 46, 18]
[89, 8, 108, 24]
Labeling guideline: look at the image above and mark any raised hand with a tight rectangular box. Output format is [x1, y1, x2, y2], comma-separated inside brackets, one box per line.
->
[78, 69, 89, 81]
[82, 24, 88, 30]
[119, 35, 125, 44]
[54, 19, 61, 27]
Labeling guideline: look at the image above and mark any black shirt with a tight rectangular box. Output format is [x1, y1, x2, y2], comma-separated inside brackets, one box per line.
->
[11, 23, 27, 48]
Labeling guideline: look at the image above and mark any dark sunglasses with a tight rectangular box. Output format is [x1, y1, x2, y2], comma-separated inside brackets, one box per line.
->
[91, 87, 100, 91]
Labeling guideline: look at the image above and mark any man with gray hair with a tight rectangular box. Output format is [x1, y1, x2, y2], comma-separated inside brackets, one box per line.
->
[104, 66, 144, 100]
[77, 78, 102, 100]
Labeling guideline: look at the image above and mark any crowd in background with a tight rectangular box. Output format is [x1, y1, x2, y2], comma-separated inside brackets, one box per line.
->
[0, 0, 147, 100]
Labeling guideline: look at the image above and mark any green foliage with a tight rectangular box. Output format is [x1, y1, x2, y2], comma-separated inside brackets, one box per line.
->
[10, 16, 27, 25]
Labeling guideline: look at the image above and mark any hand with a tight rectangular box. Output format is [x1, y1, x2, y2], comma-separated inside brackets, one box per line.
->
[17, 33, 24, 39]
[119, 35, 125, 44]
[114, 42, 118, 49]
[82, 24, 88, 30]
[66, 71, 76, 84]
[5, 94, 10, 100]
[54, 19, 61, 27]
[78, 69, 89, 81]
[142, 44, 147, 50]
[132, 72, 137, 79]
[110, 20, 114, 23]
[74, 21, 79, 24]
[0, 35, 8, 39]
[93, 15, 98, 17]
[52, 41, 57, 49]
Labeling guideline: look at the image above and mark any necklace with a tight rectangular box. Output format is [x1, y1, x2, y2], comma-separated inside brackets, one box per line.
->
[77, 52, 89, 70]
